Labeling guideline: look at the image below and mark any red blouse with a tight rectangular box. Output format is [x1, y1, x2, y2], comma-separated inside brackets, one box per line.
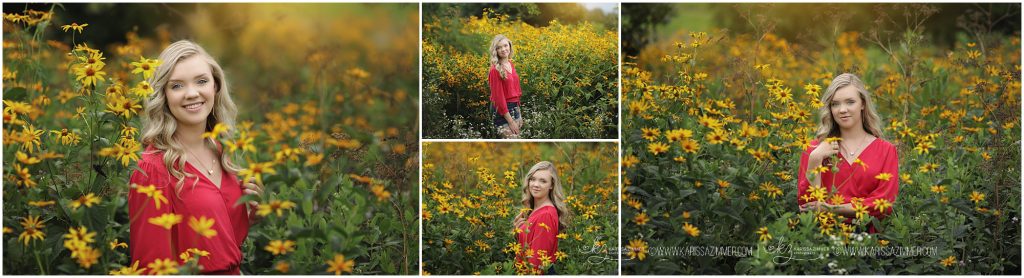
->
[128, 146, 250, 275]
[797, 138, 900, 225]
[487, 62, 522, 115]
[516, 205, 559, 270]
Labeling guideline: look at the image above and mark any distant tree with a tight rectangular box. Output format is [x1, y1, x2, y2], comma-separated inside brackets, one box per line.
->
[622, 3, 673, 58]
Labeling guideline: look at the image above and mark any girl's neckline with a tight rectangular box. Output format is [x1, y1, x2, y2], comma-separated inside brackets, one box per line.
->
[184, 161, 225, 190]
[839, 137, 879, 166]
[531, 205, 555, 214]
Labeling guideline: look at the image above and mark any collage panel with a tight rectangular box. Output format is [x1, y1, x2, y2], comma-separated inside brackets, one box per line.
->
[2, 3, 419, 275]
[621, 3, 1021, 275]
[422, 3, 620, 139]
[421, 141, 619, 275]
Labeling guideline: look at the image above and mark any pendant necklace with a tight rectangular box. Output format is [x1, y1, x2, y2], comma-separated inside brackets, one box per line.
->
[185, 145, 217, 175]
[843, 135, 871, 158]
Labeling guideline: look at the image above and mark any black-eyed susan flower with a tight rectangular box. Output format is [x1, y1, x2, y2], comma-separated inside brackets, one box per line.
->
[682, 222, 700, 237]
[874, 173, 893, 181]
[326, 254, 355, 275]
[188, 216, 218, 238]
[133, 184, 169, 209]
[969, 191, 985, 204]
[130, 81, 153, 98]
[147, 213, 183, 230]
[179, 248, 210, 262]
[265, 240, 296, 255]
[61, 22, 88, 33]
[274, 261, 290, 273]
[370, 184, 392, 201]
[680, 139, 700, 154]
[627, 239, 649, 261]
[70, 193, 101, 210]
[75, 64, 106, 88]
[50, 128, 81, 146]
[147, 258, 179, 275]
[240, 161, 277, 185]
[109, 238, 127, 250]
[130, 57, 161, 79]
[257, 200, 297, 217]
[940, 255, 956, 267]
[705, 130, 727, 145]
[647, 142, 669, 155]
[74, 246, 101, 269]
[15, 151, 41, 165]
[872, 198, 893, 213]
[756, 227, 772, 242]
[19, 124, 44, 153]
[18, 215, 45, 246]
[201, 123, 229, 141]
[640, 127, 661, 141]
[12, 163, 37, 188]
[109, 260, 147, 275]
[96, 138, 140, 167]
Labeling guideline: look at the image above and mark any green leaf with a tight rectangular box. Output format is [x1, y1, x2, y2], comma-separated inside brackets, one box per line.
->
[234, 193, 260, 207]
[3, 87, 27, 101]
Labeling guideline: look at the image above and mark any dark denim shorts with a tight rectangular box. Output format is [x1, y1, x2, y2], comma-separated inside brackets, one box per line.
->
[492, 102, 521, 127]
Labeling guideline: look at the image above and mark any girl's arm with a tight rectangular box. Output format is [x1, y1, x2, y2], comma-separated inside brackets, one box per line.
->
[525, 211, 558, 270]
[861, 144, 900, 219]
[828, 203, 856, 218]
[488, 67, 510, 116]
[798, 141, 838, 206]
[127, 161, 177, 272]
[797, 143, 819, 207]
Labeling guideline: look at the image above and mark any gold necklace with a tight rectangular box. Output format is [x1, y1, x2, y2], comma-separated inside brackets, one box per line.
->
[842, 135, 871, 157]
[185, 145, 217, 175]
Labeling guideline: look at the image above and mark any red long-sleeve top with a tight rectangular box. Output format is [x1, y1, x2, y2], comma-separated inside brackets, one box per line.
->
[516, 205, 559, 271]
[797, 138, 899, 232]
[487, 62, 522, 115]
[128, 146, 250, 274]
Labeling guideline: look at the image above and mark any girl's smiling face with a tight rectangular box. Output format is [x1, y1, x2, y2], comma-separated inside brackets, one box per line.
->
[496, 39, 511, 60]
[528, 169, 552, 201]
[830, 86, 863, 131]
[165, 55, 216, 129]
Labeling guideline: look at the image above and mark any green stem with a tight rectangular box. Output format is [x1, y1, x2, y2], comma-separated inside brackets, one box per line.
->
[34, 248, 46, 275]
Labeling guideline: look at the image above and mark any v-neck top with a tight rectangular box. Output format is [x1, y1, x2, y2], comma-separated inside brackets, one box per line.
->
[797, 138, 900, 222]
[128, 145, 249, 274]
[516, 205, 559, 271]
[185, 161, 222, 189]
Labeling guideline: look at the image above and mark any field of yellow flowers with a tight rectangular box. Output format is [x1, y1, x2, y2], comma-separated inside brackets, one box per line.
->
[421, 142, 619, 274]
[422, 9, 619, 139]
[622, 5, 1020, 275]
[2, 4, 419, 275]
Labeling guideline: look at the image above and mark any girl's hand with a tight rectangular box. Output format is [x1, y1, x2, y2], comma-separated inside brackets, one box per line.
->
[512, 211, 526, 229]
[809, 140, 840, 161]
[509, 121, 521, 135]
[242, 178, 263, 219]
[504, 112, 520, 135]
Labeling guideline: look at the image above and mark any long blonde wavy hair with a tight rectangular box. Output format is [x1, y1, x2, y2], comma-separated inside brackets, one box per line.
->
[140, 40, 240, 196]
[815, 73, 885, 140]
[489, 34, 513, 79]
[515, 161, 571, 230]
